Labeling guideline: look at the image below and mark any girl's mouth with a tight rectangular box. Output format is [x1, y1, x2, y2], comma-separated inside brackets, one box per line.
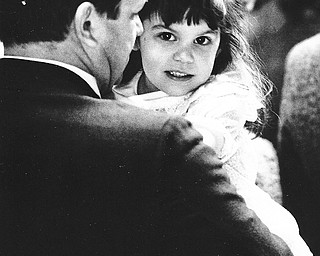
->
[165, 71, 193, 80]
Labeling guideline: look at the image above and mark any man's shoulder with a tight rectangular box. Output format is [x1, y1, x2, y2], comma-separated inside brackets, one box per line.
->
[286, 33, 320, 66]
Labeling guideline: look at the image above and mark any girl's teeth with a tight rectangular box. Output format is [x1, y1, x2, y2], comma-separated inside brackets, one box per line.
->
[170, 71, 188, 77]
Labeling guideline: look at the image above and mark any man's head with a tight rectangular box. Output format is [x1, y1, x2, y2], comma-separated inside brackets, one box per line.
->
[0, 0, 146, 93]
[0, 0, 125, 47]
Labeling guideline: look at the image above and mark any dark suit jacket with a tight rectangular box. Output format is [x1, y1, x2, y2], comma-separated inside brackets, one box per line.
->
[279, 33, 320, 256]
[0, 59, 291, 256]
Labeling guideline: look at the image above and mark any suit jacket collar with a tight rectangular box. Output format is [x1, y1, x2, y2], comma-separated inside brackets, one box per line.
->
[0, 58, 100, 98]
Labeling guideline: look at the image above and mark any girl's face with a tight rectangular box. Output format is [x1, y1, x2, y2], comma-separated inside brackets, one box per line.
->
[139, 15, 221, 96]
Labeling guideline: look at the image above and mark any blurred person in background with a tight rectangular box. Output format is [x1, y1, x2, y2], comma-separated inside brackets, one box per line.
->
[245, 0, 320, 254]
[246, 0, 320, 147]
[278, 32, 320, 256]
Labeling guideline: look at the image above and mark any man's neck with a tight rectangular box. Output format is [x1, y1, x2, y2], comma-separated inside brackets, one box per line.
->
[4, 41, 84, 72]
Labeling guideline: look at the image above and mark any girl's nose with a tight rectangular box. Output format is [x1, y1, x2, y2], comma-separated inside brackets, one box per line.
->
[173, 47, 194, 63]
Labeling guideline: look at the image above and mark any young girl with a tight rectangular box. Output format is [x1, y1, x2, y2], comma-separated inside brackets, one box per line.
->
[114, 0, 268, 182]
[113, 0, 312, 255]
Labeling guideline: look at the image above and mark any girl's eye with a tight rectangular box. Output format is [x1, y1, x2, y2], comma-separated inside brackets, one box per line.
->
[194, 36, 211, 45]
[159, 32, 175, 41]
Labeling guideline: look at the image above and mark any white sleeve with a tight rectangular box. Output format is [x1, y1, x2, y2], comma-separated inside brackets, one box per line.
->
[233, 172, 313, 256]
[186, 94, 251, 161]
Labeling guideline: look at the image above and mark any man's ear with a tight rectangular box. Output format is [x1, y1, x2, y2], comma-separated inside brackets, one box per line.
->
[73, 2, 102, 47]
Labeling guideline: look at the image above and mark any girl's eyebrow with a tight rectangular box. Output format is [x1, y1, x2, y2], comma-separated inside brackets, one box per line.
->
[151, 24, 171, 31]
[200, 29, 218, 35]
[151, 24, 218, 36]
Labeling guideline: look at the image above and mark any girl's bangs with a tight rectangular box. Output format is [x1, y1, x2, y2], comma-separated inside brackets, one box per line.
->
[140, 0, 227, 29]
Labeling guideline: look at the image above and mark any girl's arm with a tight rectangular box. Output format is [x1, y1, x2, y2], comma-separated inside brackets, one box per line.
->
[186, 87, 254, 162]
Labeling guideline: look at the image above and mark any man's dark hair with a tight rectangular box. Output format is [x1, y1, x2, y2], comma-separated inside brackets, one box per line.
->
[0, 0, 122, 46]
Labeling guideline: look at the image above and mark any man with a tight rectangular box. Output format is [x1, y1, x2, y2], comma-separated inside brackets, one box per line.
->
[0, 0, 292, 255]
[279, 33, 320, 256]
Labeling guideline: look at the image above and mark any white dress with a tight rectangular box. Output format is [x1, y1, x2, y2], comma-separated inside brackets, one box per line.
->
[114, 71, 261, 180]
[113, 71, 313, 256]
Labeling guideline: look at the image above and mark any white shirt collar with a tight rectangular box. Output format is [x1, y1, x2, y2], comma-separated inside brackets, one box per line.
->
[1, 55, 101, 98]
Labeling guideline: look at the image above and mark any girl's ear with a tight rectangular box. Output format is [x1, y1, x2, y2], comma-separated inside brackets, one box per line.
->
[133, 37, 140, 51]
